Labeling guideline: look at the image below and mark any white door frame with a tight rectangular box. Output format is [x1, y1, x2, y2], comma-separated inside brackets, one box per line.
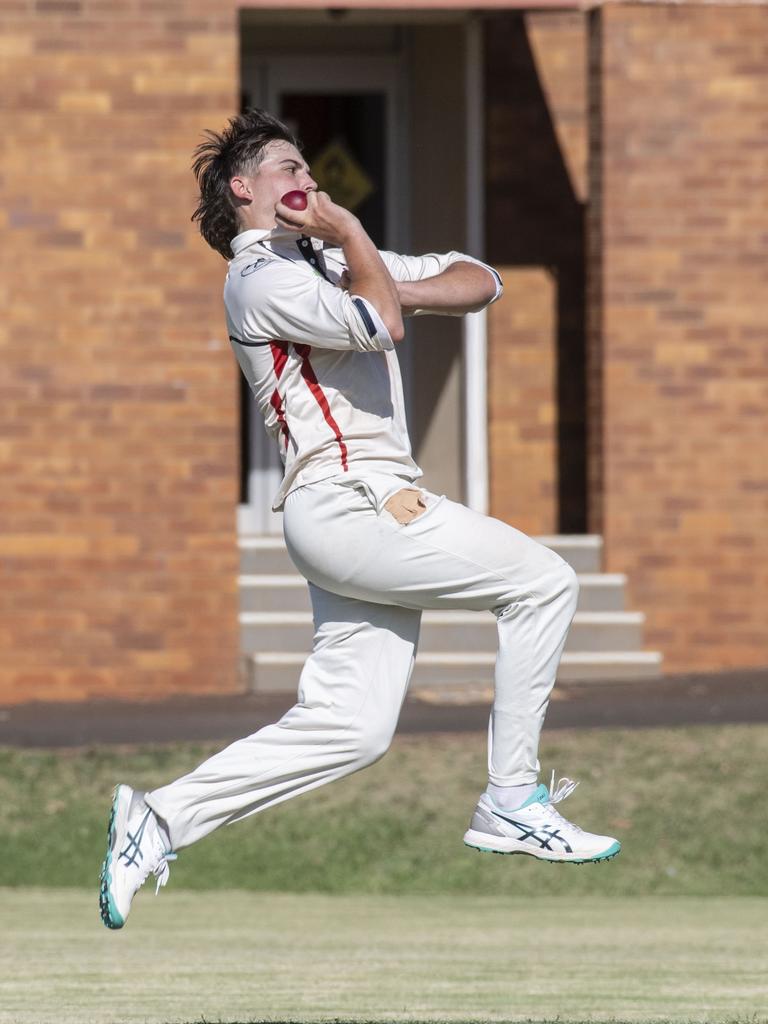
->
[238, 54, 409, 535]
[463, 15, 489, 515]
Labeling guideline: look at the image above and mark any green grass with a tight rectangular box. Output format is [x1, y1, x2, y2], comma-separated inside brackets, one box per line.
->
[1, 890, 766, 1024]
[0, 724, 765, 896]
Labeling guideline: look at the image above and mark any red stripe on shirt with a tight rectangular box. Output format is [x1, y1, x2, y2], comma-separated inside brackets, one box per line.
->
[270, 341, 290, 449]
[269, 390, 289, 450]
[293, 343, 349, 471]
[270, 340, 289, 380]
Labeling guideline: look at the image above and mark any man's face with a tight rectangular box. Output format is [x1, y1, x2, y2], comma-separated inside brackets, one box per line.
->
[233, 140, 317, 229]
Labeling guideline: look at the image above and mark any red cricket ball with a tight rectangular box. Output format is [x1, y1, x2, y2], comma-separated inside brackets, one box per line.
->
[280, 190, 308, 211]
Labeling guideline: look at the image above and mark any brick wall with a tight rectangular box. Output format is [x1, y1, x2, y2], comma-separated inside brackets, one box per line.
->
[525, 10, 588, 205]
[0, 3, 241, 702]
[485, 11, 588, 533]
[589, 4, 768, 671]
[5, 1, 767, 700]
[488, 269, 558, 536]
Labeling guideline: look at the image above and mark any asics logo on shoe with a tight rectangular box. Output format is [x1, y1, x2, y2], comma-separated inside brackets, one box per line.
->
[491, 810, 574, 853]
[118, 809, 152, 868]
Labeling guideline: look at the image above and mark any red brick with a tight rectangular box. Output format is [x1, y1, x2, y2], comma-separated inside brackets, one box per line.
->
[588, 3, 768, 672]
[0, 2, 239, 703]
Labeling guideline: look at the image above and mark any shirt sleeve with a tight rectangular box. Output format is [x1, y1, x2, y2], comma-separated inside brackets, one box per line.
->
[377, 249, 503, 312]
[229, 258, 394, 353]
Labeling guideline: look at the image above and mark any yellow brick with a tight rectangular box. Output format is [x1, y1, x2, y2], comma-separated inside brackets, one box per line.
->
[0, 35, 34, 58]
[132, 73, 232, 96]
[708, 77, 757, 99]
[133, 650, 194, 671]
[57, 92, 113, 114]
[0, 535, 90, 556]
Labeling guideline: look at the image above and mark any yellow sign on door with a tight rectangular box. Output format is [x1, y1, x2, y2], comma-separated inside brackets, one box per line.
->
[312, 140, 375, 212]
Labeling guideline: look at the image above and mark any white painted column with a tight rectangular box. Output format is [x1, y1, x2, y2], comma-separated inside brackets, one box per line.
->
[463, 15, 489, 515]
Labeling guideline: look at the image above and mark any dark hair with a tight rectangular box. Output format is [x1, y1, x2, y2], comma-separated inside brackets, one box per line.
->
[191, 109, 299, 259]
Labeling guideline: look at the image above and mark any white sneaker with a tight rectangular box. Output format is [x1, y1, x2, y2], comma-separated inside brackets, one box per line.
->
[463, 773, 621, 864]
[99, 784, 176, 929]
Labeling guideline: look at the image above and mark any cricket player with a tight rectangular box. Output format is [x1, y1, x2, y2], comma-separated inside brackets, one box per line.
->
[99, 109, 620, 930]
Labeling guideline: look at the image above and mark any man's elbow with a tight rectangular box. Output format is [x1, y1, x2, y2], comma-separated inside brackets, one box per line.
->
[388, 319, 405, 344]
[467, 288, 497, 313]
[459, 263, 500, 311]
[465, 280, 498, 314]
[479, 270, 500, 306]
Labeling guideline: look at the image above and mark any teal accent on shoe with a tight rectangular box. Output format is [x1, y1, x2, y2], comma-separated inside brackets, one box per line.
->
[594, 839, 621, 860]
[99, 788, 125, 929]
[569, 840, 622, 865]
[518, 783, 550, 809]
[100, 856, 125, 929]
[485, 784, 549, 813]
[464, 841, 496, 853]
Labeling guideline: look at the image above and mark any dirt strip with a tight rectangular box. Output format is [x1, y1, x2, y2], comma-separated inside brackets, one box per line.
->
[1, 667, 766, 748]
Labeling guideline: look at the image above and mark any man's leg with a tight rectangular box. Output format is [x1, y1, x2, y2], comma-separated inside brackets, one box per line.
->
[100, 587, 420, 927]
[283, 478, 620, 863]
[146, 588, 420, 849]
[285, 481, 577, 784]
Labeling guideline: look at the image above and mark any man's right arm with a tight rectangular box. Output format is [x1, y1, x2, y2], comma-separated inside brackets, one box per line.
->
[275, 191, 404, 343]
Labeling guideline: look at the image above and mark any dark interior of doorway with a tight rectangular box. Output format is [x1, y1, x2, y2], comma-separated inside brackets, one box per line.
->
[281, 93, 386, 248]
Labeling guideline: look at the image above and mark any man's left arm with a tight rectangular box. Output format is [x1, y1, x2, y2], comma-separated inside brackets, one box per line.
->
[395, 261, 499, 316]
[377, 250, 502, 317]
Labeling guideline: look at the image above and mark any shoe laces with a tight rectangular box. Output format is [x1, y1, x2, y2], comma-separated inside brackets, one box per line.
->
[549, 770, 579, 804]
[151, 852, 177, 896]
[541, 771, 583, 833]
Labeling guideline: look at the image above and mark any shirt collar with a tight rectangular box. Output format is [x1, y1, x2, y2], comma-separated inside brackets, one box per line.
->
[230, 226, 301, 257]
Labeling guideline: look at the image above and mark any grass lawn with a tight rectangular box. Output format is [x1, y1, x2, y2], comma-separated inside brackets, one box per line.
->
[1, 890, 765, 1024]
[0, 724, 766, 896]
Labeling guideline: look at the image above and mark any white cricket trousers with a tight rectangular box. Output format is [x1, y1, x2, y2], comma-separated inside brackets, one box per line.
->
[146, 475, 579, 850]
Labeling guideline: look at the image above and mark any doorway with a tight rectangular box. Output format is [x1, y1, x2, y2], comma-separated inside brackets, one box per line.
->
[238, 14, 469, 535]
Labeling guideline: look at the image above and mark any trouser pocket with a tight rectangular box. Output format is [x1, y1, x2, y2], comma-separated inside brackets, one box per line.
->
[382, 488, 427, 525]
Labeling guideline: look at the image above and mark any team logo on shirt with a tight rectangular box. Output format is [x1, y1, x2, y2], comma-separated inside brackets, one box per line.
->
[241, 259, 269, 277]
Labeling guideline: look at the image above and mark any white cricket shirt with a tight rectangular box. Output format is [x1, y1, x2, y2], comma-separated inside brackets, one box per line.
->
[224, 226, 502, 511]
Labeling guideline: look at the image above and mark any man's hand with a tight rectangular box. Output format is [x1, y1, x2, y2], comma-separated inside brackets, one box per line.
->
[274, 191, 359, 247]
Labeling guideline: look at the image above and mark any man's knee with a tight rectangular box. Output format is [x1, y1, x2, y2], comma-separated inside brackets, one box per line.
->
[499, 557, 579, 614]
[351, 718, 396, 769]
[554, 561, 580, 614]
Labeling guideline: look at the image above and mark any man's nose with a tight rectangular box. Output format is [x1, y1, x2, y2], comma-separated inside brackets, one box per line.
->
[302, 172, 318, 192]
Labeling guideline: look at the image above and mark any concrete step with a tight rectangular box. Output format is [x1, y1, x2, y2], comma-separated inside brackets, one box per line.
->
[238, 572, 627, 614]
[531, 535, 603, 574]
[239, 610, 645, 655]
[241, 649, 664, 692]
[236, 533, 663, 693]
[239, 534, 604, 575]
[239, 536, 300, 576]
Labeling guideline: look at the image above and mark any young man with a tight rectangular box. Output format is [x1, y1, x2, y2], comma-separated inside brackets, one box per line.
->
[99, 110, 620, 931]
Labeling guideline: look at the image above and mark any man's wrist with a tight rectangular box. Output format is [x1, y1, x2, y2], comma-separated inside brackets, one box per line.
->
[335, 215, 365, 248]
[396, 280, 411, 302]
[396, 280, 418, 311]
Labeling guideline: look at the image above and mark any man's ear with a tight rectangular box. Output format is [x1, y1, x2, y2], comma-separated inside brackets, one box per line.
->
[230, 176, 251, 202]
